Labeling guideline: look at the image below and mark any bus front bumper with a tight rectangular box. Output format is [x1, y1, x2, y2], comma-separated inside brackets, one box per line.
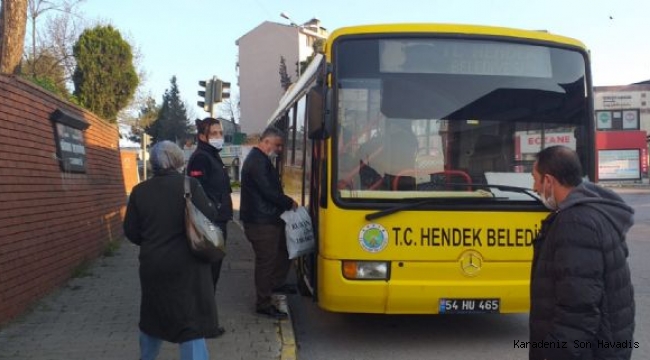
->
[317, 257, 531, 314]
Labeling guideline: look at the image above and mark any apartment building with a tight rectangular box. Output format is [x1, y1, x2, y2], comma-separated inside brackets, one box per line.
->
[236, 19, 328, 135]
[593, 81, 650, 181]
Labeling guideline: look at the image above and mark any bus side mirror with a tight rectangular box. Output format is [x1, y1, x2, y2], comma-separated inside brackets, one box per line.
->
[307, 86, 331, 139]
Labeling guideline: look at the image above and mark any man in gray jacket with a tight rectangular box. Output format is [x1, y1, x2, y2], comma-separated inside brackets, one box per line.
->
[529, 145, 635, 360]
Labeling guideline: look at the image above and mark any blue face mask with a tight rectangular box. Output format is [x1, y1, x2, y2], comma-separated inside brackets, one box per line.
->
[209, 138, 224, 149]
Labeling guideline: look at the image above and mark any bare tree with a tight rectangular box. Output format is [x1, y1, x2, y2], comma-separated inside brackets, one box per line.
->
[122, 93, 159, 144]
[116, 66, 152, 139]
[23, 47, 68, 94]
[113, 38, 153, 144]
[117, 87, 152, 129]
[184, 99, 199, 125]
[218, 93, 240, 124]
[0, 0, 29, 74]
[28, 0, 85, 81]
[115, 37, 149, 127]
[100, 20, 147, 126]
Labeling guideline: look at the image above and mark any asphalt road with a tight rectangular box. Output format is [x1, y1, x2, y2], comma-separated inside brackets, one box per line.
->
[288, 191, 650, 360]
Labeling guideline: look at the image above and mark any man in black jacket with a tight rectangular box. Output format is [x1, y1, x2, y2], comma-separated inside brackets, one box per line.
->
[240, 126, 297, 319]
[187, 117, 233, 336]
[530, 145, 635, 360]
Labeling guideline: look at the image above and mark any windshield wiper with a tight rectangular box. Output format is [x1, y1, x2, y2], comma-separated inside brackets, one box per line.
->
[471, 183, 541, 201]
[364, 184, 542, 221]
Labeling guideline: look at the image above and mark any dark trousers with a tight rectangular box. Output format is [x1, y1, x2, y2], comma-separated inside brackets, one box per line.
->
[211, 221, 228, 328]
[212, 222, 228, 291]
[244, 222, 291, 309]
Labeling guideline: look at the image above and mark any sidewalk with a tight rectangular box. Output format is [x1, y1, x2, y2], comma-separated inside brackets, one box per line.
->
[0, 199, 296, 360]
[600, 182, 650, 194]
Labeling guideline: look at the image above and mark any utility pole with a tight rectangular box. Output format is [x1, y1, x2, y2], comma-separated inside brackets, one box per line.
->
[141, 133, 149, 180]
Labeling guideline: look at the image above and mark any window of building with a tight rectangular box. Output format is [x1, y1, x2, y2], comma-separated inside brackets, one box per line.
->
[596, 109, 640, 131]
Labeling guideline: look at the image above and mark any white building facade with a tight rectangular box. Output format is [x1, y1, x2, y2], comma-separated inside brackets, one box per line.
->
[236, 20, 327, 135]
[594, 83, 650, 133]
[593, 82, 650, 182]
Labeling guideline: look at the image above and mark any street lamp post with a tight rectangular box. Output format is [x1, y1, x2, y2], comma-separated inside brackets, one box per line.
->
[280, 12, 297, 26]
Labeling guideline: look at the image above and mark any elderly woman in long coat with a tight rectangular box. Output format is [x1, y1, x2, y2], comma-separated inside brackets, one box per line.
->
[124, 141, 220, 360]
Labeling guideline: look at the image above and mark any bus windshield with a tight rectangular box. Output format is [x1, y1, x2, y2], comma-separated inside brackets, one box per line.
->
[334, 36, 591, 203]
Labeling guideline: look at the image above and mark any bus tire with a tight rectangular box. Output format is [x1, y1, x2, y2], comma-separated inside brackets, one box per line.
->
[296, 256, 314, 297]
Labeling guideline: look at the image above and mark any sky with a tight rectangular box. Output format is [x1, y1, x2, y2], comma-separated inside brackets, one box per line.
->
[79, 0, 650, 119]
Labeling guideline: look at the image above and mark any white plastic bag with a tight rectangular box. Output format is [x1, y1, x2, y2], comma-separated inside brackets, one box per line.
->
[280, 206, 315, 259]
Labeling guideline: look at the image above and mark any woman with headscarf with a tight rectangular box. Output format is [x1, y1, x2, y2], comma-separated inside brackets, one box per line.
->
[124, 141, 219, 360]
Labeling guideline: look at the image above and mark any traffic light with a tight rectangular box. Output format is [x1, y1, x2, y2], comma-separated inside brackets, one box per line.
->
[197, 79, 214, 112]
[214, 80, 231, 102]
[198, 77, 232, 115]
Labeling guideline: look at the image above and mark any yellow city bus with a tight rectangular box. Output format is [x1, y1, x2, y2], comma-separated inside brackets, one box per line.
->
[267, 23, 595, 314]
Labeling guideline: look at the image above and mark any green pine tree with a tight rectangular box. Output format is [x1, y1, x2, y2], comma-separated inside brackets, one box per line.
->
[147, 76, 190, 144]
[279, 56, 292, 91]
[72, 25, 138, 122]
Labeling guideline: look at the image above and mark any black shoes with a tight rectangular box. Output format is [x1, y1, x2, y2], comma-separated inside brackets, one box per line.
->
[207, 326, 226, 339]
[215, 326, 225, 338]
[256, 305, 288, 319]
[272, 284, 297, 294]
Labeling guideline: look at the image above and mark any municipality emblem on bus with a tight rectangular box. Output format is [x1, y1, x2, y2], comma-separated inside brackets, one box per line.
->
[359, 224, 389, 253]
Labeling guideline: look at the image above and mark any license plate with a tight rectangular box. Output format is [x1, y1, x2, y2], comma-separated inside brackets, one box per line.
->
[438, 298, 500, 314]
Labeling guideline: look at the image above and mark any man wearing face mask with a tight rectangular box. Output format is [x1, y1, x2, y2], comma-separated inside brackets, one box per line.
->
[529, 145, 635, 360]
[240, 126, 298, 319]
[186, 117, 233, 337]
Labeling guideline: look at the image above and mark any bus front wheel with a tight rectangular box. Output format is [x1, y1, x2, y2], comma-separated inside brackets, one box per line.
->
[295, 255, 315, 297]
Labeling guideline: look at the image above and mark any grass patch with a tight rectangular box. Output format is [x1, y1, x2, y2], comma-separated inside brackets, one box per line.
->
[71, 260, 93, 278]
[102, 240, 121, 257]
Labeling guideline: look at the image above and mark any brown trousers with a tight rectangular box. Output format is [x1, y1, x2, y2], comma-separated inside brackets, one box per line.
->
[244, 223, 291, 309]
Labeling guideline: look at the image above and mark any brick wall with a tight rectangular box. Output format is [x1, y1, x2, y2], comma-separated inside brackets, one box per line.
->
[0, 75, 126, 325]
[120, 150, 139, 195]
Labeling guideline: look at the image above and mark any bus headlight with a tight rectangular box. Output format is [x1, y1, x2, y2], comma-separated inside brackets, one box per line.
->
[342, 261, 389, 280]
